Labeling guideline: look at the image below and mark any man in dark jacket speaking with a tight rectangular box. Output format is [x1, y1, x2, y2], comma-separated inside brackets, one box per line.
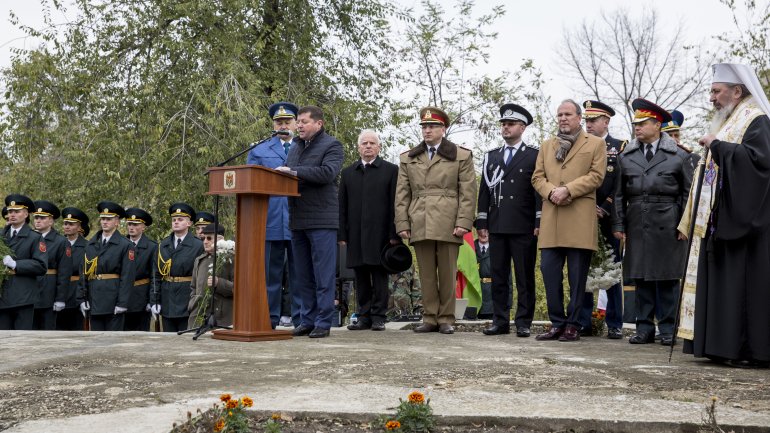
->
[277, 105, 344, 338]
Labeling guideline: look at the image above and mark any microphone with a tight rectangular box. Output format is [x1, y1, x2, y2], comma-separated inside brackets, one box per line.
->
[273, 130, 292, 137]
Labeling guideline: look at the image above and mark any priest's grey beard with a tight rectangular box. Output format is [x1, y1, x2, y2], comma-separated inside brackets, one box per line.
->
[710, 103, 736, 134]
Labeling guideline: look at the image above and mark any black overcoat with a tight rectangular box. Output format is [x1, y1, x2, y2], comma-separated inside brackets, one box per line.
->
[36, 229, 73, 308]
[63, 235, 87, 309]
[127, 235, 158, 313]
[338, 156, 399, 268]
[78, 231, 136, 315]
[153, 234, 203, 318]
[612, 132, 693, 280]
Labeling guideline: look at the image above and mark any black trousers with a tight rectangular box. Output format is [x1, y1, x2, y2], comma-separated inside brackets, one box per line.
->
[162, 316, 189, 333]
[489, 233, 537, 328]
[540, 247, 593, 329]
[90, 313, 125, 331]
[124, 311, 151, 331]
[55, 307, 84, 331]
[353, 265, 390, 323]
[0, 304, 34, 330]
[33, 307, 57, 330]
[634, 279, 678, 336]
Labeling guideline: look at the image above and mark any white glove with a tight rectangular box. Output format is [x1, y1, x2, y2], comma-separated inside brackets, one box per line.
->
[145, 303, 152, 312]
[53, 302, 65, 312]
[3, 255, 16, 269]
[114, 306, 128, 315]
[79, 301, 90, 317]
[150, 304, 161, 320]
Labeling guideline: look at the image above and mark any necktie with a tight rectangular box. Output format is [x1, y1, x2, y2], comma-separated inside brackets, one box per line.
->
[11, 229, 17, 238]
[505, 147, 515, 165]
[428, 146, 436, 160]
[645, 144, 654, 162]
[176, 238, 181, 249]
[102, 238, 107, 246]
[481, 246, 486, 255]
[283, 142, 290, 155]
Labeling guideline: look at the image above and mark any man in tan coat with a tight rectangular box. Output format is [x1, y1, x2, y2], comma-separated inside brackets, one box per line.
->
[395, 107, 477, 334]
[532, 99, 606, 342]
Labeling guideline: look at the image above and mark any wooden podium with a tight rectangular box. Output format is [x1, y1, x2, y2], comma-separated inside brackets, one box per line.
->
[207, 165, 299, 342]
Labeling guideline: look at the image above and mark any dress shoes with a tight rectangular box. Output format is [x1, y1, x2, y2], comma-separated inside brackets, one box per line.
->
[413, 323, 439, 333]
[292, 324, 314, 337]
[607, 327, 623, 340]
[347, 321, 371, 331]
[516, 327, 531, 338]
[309, 327, 330, 338]
[482, 324, 510, 335]
[371, 321, 386, 331]
[558, 325, 580, 342]
[659, 334, 675, 346]
[439, 323, 454, 334]
[629, 332, 655, 344]
[535, 326, 564, 341]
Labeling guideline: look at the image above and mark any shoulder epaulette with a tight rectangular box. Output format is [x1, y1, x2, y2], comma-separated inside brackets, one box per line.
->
[459, 145, 472, 152]
[525, 143, 539, 150]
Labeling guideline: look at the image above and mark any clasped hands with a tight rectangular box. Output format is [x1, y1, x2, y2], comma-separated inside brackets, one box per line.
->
[549, 186, 572, 206]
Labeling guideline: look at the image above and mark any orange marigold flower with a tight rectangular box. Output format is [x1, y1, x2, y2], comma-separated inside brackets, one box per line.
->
[408, 391, 425, 404]
[241, 396, 254, 408]
[271, 412, 281, 420]
[228, 411, 233, 417]
[226, 399, 238, 409]
[219, 393, 232, 402]
[385, 420, 401, 430]
[214, 418, 225, 432]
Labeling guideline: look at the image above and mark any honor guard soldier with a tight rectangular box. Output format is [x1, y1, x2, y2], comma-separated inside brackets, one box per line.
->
[193, 211, 216, 240]
[0, 195, 48, 330]
[578, 100, 626, 339]
[151, 203, 204, 332]
[247, 101, 300, 329]
[57, 207, 90, 330]
[32, 201, 74, 330]
[78, 202, 136, 331]
[124, 208, 158, 331]
[477, 103, 541, 337]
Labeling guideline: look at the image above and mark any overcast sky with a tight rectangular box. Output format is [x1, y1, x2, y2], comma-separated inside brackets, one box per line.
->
[0, 0, 758, 150]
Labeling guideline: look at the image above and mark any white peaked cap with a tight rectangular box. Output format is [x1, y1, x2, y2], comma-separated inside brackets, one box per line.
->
[712, 63, 770, 117]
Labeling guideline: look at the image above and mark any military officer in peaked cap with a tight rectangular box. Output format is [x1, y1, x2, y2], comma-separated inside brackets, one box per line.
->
[124, 208, 158, 331]
[612, 98, 693, 346]
[77, 201, 136, 331]
[578, 100, 627, 339]
[57, 207, 90, 330]
[247, 101, 301, 329]
[395, 107, 477, 335]
[662, 109, 700, 173]
[477, 103, 541, 337]
[193, 211, 216, 240]
[0, 194, 48, 330]
[31, 200, 73, 330]
[151, 203, 204, 332]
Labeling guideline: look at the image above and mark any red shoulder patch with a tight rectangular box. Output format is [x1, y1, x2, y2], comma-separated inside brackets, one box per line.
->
[39, 242, 46, 253]
[66, 246, 72, 257]
[128, 250, 135, 261]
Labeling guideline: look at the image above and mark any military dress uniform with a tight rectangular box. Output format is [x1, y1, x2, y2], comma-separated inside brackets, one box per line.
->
[193, 211, 216, 239]
[152, 203, 204, 332]
[477, 104, 541, 337]
[612, 99, 694, 345]
[78, 202, 136, 331]
[578, 100, 627, 338]
[124, 208, 158, 331]
[32, 201, 74, 330]
[0, 195, 48, 330]
[56, 207, 89, 331]
[474, 239, 494, 319]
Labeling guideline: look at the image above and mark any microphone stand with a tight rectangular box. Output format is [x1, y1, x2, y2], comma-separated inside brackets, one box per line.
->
[179, 133, 279, 339]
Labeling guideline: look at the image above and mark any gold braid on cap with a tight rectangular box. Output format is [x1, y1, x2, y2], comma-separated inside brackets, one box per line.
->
[84, 254, 98, 280]
[157, 248, 172, 277]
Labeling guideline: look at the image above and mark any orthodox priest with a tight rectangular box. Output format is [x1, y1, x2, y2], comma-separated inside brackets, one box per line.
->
[679, 63, 770, 368]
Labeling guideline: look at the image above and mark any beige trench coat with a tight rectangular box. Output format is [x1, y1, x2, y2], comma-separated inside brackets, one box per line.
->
[395, 138, 477, 244]
[532, 130, 607, 250]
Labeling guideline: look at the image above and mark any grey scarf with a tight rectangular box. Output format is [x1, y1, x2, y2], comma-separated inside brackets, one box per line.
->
[555, 129, 581, 162]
